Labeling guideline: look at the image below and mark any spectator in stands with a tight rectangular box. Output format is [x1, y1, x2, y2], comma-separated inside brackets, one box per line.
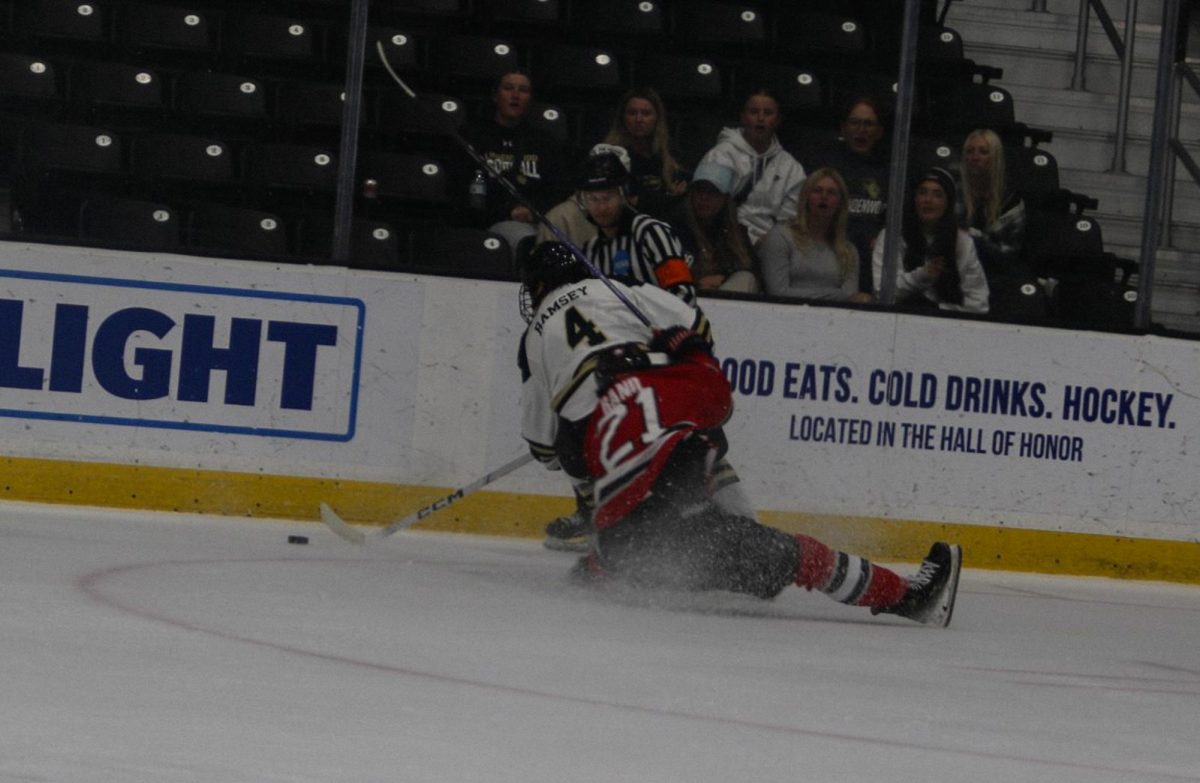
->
[463, 69, 569, 258]
[959, 128, 1027, 277]
[804, 96, 890, 295]
[668, 161, 759, 294]
[579, 148, 695, 304]
[759, 168, 873, 303]
[872, 167, 989, 314]
[700, 89, 806, 246]
[601, 88, 689, 220]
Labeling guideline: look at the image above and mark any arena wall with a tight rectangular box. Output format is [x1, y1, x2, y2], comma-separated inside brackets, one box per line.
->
[1, 240, 1197, 582]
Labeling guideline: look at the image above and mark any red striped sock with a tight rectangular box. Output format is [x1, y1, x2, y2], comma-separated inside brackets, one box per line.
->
[795, 535, 908, 609]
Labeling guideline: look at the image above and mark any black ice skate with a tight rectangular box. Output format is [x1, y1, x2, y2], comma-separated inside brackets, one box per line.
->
[874, 542, 962, 627]
[543, 511, 592, 552]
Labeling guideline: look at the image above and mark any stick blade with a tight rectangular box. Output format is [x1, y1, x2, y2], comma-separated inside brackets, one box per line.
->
[319, 503, 367, 546]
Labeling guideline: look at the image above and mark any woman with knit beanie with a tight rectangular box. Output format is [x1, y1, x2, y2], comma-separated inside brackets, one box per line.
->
[871, 167, 989, 314]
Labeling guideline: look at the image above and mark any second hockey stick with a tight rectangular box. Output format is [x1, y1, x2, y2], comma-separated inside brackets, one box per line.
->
[320, 452, 536, 545]
[374, 41, 654, 328]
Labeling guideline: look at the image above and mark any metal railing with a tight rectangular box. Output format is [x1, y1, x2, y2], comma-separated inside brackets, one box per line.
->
[1070, 0, 1139, 173]
[1162, 62, 1200, 248]
[1050, 0, 1191, 329]
[1134, 0, 1184, 328]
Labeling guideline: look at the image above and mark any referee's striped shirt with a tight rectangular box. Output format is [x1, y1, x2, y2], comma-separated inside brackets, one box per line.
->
[583, 208, 696, 305]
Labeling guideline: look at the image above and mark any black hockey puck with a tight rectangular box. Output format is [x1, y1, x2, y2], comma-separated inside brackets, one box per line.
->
[288, 535, 309, 545]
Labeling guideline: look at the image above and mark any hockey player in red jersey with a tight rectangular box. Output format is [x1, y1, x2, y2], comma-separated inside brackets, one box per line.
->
[518, 242, 962, 626]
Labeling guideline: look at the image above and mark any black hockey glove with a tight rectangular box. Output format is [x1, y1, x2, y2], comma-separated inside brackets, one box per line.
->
[594, 342, 652, 392]
[649, 326, 709, 359]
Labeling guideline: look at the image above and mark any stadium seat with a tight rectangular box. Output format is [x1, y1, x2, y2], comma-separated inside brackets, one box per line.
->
[1024, 209, 1104, 281]
[932, 82, 1016, 134]
[732, 62, 823, 113]
[69, 60, 164, 122]
[964, 83, 1016, 128]
[408, 224, 514, 279]
[910, 136, 962, 176]
[480, 0, 561, 26]
[673, 1, 767, 51]
[118, 3, 215, 62]
[828, 69, 897, 119]
[635, 53, 723, 102]
[987, 275, 1049, 326]
[20, 121, 123, 177]
[358, 151, 450, 208]
[79, 194, 180, 250]
[376, 92, 465, 147]
[432, 34, 520, 91]
[349, 219, 403, 269]
[364, 27, 423, 76]
[172, 70, 268, 128]
[0, 119, 20, 184]
[919, 25, 965, 63]
[0, 52, 63, 114]
[223, 12, 323, 72]
[275, 81, 354, 131]
[535, 43, 622, 97]
[526, 103, 571, 147]
[12, 122, 125, 236]
[1050, 254, 1138, 331]
[1008, 145, 1061, 209]
[130, 133, 236, 193]
[567, 0, 664, 38]
[243, 143, 337, 194]
[15, 0, 108, 46]
[774, 12, 867, 61]
[186, 202, 288, 258]
[293, 212, 404, 268]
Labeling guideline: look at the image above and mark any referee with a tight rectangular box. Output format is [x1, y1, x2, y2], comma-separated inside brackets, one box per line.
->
[577, 148, 696, 306]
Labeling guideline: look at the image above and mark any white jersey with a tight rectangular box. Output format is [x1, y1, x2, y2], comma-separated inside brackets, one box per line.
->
[518, 278, 711, 461]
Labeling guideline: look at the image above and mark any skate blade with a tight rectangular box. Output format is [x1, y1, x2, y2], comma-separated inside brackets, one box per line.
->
[543, 536, 591, 553]
[922, 543, 963, 628]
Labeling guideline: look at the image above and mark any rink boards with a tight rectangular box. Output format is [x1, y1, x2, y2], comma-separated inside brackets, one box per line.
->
[0, 240, 1197, 582]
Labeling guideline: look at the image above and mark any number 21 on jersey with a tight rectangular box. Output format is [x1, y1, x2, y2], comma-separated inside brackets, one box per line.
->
[595, 376, 667, 473]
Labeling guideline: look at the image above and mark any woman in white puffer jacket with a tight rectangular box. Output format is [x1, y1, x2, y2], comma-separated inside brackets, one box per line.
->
[700, 89, 807, 246]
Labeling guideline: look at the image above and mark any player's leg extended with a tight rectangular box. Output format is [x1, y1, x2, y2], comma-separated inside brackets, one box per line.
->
[797, 535, 962, 627]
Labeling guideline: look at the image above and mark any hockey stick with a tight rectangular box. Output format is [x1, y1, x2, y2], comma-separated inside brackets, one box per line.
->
[375, 41, 654, 328]
[320, 452, 536, 545]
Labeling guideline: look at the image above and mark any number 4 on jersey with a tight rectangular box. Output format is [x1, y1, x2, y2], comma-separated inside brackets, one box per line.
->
[565, 307, 607, 348]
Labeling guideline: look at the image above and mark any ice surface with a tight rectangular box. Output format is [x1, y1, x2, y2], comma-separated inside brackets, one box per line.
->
[1, 501, 1198, 783]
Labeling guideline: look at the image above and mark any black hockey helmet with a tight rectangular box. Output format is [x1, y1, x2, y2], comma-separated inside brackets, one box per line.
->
[577, 151, 629, 192]
[519, 241, 590, 323]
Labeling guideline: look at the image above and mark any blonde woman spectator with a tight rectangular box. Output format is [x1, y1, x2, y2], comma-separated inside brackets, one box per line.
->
[960, 128, 1026, 276]
[804, 96, 890, 294]
[700, 88, 806, 246]
[668, 161, 759, 294]
[759, 168, 872, 303]
[603, 87, 688, 218]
